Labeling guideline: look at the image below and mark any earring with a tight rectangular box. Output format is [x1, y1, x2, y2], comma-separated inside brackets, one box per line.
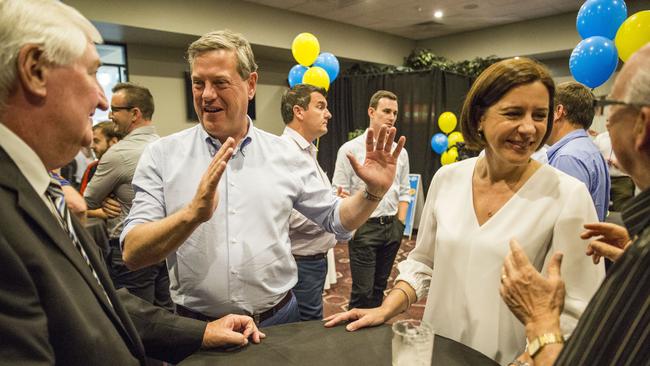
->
[477, 128, 484, 139]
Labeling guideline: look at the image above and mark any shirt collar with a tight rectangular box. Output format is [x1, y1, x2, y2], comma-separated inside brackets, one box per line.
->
[200, 117, 254, 157]
[283, 126, 316, 152]
[622, 188, 650, 238]
[124, 125, 157, 139]
[0, 122, 50, 197]
[547, 129, 589, 157]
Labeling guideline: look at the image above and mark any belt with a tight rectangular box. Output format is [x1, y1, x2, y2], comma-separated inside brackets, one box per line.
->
[367, 215, 395, 225]
[250, 291, 293, 324]
[176, 291, 293, 325]
[293, 253, 327, 261]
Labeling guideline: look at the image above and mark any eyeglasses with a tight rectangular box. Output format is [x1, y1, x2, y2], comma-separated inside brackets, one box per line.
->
[110, 105, 135, 112]
[593, 98, 650, 116]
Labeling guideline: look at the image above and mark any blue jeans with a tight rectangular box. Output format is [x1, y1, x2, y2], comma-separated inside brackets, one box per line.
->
[292, 257, 328, 320]
[259, 292, 300, 327]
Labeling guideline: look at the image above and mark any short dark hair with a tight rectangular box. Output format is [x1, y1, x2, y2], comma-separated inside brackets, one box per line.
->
[554, 81, 595, 129]
[460, 57, 555, 150]
[112, 82, 155, 120]
[280, 84, 327, 124]
[369, 90, 397, 109]
[92, 120, 124, 141]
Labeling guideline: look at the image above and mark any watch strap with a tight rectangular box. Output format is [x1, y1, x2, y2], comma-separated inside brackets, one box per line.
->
[527, 332, 564, 357]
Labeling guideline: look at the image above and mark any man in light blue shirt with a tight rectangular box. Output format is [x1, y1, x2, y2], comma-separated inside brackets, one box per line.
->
[120, 30, 405, 327]
[546, 81, 610, 221]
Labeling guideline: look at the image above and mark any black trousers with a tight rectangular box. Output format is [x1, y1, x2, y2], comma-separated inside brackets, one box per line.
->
[106, 238, 174, 312]
[348, 218, 404, 309]
[610, 176, 635, 212]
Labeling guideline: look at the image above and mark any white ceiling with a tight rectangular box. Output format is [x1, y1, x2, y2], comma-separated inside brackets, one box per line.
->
[242, 0, 583, 40]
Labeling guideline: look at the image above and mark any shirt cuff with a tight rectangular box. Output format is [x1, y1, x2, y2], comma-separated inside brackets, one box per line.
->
[395, 258, 433, 301]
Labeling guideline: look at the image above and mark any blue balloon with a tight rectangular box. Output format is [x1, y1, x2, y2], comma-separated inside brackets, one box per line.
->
[313, 52, 340, 82]
[569, 36, 618, 88]
[288, 64, 308, 88]
[430, 133, 448, 154]
[576, 0, 627, 40]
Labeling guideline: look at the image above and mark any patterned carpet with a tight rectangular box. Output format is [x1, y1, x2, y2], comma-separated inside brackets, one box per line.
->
[323, 235, 426, 323]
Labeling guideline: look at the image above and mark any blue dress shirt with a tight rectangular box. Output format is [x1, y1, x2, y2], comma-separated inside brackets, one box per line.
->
[547, 129, 610, 221]
[121, 121, 351, 317]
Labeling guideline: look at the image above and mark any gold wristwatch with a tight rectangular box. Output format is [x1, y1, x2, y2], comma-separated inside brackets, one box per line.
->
[527, 333, 564, 357]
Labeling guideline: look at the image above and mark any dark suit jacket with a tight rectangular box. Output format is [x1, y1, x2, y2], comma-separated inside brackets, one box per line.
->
[0, 147, 206, 365]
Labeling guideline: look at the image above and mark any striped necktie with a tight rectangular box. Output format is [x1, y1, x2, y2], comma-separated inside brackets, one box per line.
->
[46, 177, 113, 308]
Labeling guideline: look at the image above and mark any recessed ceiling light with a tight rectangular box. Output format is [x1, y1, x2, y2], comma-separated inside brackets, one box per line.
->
[434, 10, 443, 18]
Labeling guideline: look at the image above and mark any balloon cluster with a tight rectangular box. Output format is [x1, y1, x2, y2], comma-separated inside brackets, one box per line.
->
[288, 33, 340, 91]
[571, 1, 650, 88]
[430, 112, 463, 166]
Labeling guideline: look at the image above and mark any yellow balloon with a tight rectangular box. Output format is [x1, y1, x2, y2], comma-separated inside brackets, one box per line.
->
[292, 33, 320, 67]
[447, 131, 464, 147]
[302, 66, 330, 91]
[441, 147, 459, 165]
[615, 11, 650, 62]
[438, 112, 458, 134]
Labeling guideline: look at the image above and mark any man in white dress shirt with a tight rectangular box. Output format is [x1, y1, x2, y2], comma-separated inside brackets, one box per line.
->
[280, 84, 338, 320]
[332, 90, 410, 309]
[121, 30, 406, 327]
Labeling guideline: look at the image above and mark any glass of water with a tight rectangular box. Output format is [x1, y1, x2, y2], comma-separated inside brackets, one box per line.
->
[391, 319, 434, 366]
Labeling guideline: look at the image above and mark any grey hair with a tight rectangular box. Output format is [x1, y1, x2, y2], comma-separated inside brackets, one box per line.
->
[624, 61, 650, 106]
[187, 29, 258, 80]
[0, 0, 102, 110]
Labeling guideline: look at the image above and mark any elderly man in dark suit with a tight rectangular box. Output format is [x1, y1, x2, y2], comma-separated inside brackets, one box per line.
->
[0, 1, 263, 365]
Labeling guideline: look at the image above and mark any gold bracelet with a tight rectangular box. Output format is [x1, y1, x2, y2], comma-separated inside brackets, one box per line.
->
[526, 332, 564, 357]
[390, 287, 411, 312]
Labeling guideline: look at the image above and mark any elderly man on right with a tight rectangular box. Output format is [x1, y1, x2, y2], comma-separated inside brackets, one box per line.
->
[121, 30, 405, 327]
[500, 44, 650, 365]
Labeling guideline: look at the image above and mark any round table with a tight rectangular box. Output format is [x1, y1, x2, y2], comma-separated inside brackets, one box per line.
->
[180, 320, 498, 366]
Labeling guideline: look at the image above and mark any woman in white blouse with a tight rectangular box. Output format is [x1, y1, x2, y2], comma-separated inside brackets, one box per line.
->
[324, 58, 605, 365]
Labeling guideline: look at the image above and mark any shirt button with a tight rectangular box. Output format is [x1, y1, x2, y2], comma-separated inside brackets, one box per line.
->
[230, 268, 237, 275]
[231, 239, 237, 245]
[229, 209, 236, 214]
[230, 181, 235, 187]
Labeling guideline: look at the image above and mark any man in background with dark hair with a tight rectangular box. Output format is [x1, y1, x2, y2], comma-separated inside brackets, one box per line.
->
[80, 120, 123, 196]
[546, 81, 610, 221]
[332, 90, 410, 309]
[280, 84, 338, 320]
[84, 82, 173, 311]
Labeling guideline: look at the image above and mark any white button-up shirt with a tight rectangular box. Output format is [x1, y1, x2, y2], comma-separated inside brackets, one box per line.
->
[332, 129, 410, 217]
[122, 121, 351, 317]
[281, 127, 338, 256]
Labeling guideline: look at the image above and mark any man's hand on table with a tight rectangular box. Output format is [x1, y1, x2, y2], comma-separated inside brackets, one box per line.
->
[202, 314, 266, 348]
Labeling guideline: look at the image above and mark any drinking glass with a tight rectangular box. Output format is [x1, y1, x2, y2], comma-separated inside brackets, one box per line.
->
[391, 319, 434, 366]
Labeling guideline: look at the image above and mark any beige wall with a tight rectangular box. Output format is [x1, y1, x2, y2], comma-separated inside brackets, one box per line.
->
[67, 0, 414, 66]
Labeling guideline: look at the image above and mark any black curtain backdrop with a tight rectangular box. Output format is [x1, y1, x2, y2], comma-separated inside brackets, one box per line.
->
[319, 70, 473, 195]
